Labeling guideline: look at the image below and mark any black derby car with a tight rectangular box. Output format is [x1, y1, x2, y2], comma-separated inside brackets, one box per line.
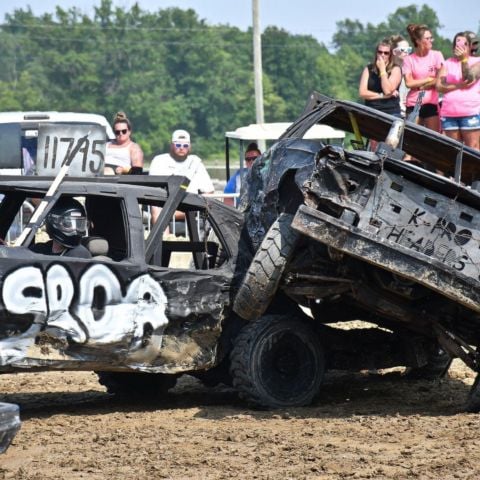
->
[0, 175, 252, 397]
[233, 92, 480, 410]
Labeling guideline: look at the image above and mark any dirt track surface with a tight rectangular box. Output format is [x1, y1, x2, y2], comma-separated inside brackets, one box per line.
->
[1, 360, 480, 479]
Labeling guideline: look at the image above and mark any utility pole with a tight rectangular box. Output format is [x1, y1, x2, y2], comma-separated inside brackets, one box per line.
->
[252, 0, 265, 131]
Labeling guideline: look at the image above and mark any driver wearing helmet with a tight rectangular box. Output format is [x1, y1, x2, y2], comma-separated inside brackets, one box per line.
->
[30, 197, 92, 258]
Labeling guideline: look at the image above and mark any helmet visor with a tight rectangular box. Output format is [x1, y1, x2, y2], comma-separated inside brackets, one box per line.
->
[49, 212, 88, 237]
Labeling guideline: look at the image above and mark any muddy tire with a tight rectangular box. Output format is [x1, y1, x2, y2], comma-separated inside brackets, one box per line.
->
[97, 371, 177, 398]
[404, 345, 452, 380]
[233, 214, 299, 321]
[230, 315, 325, 408]
[466, 374, 480, 412]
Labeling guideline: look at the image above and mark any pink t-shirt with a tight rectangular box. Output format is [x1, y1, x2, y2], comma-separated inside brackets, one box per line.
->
[403, 50, 445, 107]
[440, 57, 480, 117]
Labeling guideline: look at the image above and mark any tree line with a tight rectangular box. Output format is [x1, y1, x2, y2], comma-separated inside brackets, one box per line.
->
[0, 1, 468, 159]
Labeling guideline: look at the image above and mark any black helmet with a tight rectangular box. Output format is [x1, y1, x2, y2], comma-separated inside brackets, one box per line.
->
[46, 197, 87, 247]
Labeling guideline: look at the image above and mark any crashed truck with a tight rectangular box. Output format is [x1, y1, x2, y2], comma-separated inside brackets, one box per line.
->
[232, 91, 480, 411]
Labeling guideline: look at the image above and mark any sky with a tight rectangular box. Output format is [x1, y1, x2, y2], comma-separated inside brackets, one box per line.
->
[0, 0, 478, 49]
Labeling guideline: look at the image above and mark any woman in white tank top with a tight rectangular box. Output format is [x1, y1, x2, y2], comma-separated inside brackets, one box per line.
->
[105, 111, 144, 175]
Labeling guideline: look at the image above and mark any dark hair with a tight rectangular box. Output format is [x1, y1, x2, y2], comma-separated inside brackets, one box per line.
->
[245, 142, 261, 160]
[451, 31, 470, 50]
[112, 111, 131, 130]
[407, 23, 430, 48]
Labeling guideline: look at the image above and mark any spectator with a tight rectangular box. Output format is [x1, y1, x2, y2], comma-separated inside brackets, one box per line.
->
[390, 35, 412, 117]
[465, 31, 478, 56]
[403, 23, 444, 132]
[30, 197, 91, 258]
[224, 142, 261, 206]
[460, 32, 480, 83]
[105, 112, 144, 175]
[149, 129, 214, 223]
[436, 32, 480, 150]
[359, 40, 402, 117]
[359, 40, 402, 150]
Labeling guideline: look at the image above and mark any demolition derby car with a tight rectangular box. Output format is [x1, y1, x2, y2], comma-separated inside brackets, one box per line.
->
[233, 91, 480, 410]
[0, 173, 255, 396]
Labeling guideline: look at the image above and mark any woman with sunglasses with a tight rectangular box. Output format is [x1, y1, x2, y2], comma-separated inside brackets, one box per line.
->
[359, 40, 402, 117]
[389, 35, 413, 117]
[436, 32, 480, 150]
[403, 23, 444, 132]
[105, 111, 144, 175]
[359, 40, 402, 150]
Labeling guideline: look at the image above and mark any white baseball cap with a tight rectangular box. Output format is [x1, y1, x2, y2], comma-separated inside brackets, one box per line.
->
[172, 129, 190, 144]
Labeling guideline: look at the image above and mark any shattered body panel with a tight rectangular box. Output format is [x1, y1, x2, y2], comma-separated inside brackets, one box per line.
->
[0, 175, 245, 374]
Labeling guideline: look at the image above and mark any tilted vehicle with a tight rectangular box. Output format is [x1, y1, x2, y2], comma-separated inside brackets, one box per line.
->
[233, 91, 480, 410]
[0, 172, 254, 396]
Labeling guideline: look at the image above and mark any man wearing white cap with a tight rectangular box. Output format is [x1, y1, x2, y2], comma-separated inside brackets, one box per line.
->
[149, 129, 214, 224]
[149, 129, 214, 194]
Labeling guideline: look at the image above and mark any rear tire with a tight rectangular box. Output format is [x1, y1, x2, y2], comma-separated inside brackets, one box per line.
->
[467, 374, 480, 412]
[230, 315, 325, 408]
[233, 214, 298, 321]
[404, 344, 452, 380]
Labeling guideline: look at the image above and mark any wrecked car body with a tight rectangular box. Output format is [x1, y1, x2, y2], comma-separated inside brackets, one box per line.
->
[232, 92, 480, 410]
[0, 174, 249, 394]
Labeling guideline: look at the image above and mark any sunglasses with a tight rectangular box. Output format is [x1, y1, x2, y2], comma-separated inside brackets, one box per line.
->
[424, 37, 434, 41]
[396, 46, 412, 54]
[174, 143, 190, 148]
[114, 129, 128, 136]
[377, 50, 390, 55]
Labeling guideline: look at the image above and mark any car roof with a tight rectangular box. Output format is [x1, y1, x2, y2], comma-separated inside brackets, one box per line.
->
[225, 122, 345, 140]
[283, 92, 480, 181]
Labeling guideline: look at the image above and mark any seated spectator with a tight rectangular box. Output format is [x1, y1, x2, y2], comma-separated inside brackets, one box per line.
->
[149, 129, 214, 223]
[30, 197, 91, 258]
[105, 112, 144, 175]
[224, 142, 261, 206]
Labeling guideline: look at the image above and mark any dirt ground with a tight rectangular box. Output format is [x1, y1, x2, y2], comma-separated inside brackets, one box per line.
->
[0, 360, 479, 479]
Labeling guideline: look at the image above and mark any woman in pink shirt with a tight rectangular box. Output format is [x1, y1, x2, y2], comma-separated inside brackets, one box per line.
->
[436, 32, 480, 150]
[403, 23, 444, 132]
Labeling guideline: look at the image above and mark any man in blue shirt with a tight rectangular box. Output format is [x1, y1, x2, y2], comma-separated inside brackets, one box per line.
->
[224, 142, 261, 206]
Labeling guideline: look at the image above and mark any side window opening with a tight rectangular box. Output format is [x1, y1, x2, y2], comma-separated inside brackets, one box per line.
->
[85, 196, 128, 261]
[138, 199, 227, 270]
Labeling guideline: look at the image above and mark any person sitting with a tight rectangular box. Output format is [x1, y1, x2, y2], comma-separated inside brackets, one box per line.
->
[224, 142, 261, 206]
[104, 111, 144, 175]
[30, 197, 91, 258]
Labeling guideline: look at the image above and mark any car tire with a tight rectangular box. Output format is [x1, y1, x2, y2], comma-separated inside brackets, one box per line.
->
[233, 213, 299, 321]
[466, 374, 480, 412]
[404, 344, 452, 380]
[229, 315, 325, 408]
[96, 371, 177, 398]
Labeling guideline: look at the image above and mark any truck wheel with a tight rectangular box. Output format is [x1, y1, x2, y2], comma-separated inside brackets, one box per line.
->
[233, 214, 299, 321]
[97, 371, 177, 398]
[404, 345, 452, 380]
[230, 315, 325, 408]
[467, 374, 480, 412]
